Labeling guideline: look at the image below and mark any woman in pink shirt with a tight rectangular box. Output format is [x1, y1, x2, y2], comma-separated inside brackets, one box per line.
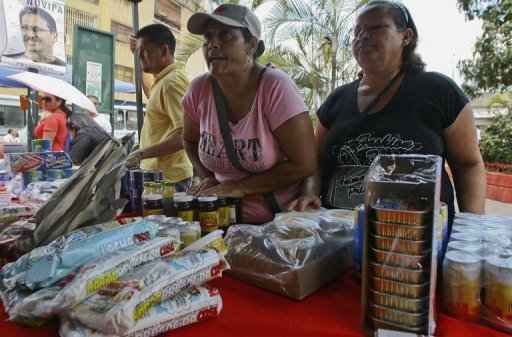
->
[34, 93, 71, 152]
[182, 4, 317, 224]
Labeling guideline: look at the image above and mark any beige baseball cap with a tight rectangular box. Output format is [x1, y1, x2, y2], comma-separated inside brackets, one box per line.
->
[187, 4, 261, 40]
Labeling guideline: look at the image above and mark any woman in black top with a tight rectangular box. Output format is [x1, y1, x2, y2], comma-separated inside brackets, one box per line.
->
[286, 0, 486, 229]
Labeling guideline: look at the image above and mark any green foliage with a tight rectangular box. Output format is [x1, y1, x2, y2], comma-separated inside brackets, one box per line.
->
[479, 97, 512, 164]
[457, 0, 512, 98]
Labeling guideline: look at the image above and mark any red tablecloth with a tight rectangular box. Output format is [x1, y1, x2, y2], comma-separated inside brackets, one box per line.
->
[0, 269, 509, 337]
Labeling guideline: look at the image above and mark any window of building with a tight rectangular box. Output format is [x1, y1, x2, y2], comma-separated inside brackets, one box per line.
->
[111, 21, 133, 44]
[65, 7, 99, 48]
[154, 0, 181, 31]
[115, 65, 134, 83]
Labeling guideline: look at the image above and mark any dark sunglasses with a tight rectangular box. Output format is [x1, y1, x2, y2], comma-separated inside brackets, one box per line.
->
[41, 96, 54, 103]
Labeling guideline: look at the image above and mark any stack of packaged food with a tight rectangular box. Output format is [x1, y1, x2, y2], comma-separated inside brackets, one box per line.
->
[0, 216, 227, 336]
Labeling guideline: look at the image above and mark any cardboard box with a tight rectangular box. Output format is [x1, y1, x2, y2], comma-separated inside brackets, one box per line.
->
[226, 238, 353, 300]
[5, 152, 72, 173]
[360, 155, 441, 337]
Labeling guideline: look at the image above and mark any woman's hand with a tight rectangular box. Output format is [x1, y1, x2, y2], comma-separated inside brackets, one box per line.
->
[284, 194, 322, 212]
[187, 176, 219, 195]
[199, 181, 247, 199]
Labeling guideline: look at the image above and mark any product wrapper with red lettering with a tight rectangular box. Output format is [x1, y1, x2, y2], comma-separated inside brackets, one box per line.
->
[68, 248, 223, 335]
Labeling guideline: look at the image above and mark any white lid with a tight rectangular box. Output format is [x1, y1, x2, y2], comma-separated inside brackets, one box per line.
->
[450, 233, 480, 242]
[198, 196, 218, 202]
[445, 250, 482, 264]
[485, 255, 512, 269]
[142, 194, 162, 201]
[174, 195, 194, 202]
[448, 240, 482, 253]
[174, 192, 188, 197]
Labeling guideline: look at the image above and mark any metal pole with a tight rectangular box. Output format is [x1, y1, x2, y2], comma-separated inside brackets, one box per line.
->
[129, 0, 144, 144]
[26, 88, 39, 144]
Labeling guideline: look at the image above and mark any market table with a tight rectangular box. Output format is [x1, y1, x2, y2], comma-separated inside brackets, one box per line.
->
[0, 269, 508, 337]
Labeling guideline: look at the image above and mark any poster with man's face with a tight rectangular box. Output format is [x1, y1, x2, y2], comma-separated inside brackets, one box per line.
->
[0, 0, 66, 74]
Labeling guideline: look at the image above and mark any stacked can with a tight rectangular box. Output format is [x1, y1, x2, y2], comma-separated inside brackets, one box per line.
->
[126, 169, 144, 213]
[31, 139, 51, 152]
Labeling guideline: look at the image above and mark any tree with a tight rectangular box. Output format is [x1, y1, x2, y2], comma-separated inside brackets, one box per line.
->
[457, 0, 512, 98]
[479, 94, 512, 165]
[264, 0, 362, 96]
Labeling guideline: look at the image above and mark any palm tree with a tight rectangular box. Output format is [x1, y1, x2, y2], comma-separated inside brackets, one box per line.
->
[264, 0, 364, 93]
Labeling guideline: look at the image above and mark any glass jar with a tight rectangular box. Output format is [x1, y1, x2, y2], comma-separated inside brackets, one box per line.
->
[198, 196, 219, 235]
[142, 194, 163, 216]
[174, 195, 195, 221]
[151, 182, 163, 196]
[218, 197, 231, 232]
[162, 181, 175, 216]
[142, 181, 153, 197]
[228, 198, 243, 224]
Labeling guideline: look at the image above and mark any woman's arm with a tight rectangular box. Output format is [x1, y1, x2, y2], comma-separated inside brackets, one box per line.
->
[42, 130, 56, 147]
[444, 104, 486, 214]
[285, 122, 327, 211]
[182, 112, 219, 194]
[201, 112, 317, 198]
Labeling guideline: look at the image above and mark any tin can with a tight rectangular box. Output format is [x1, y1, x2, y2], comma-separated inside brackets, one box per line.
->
[437, 202, 449, 262]
[62, 168, 74, 179]
[158, 225, 181, 242]
[178, 221, 202, 247]
[21, 171, 44, 188]
[483, 255, 512, 328]
[442, 250, 482, 322]
[31, 139, 51, 152]
[142, 170, 163, 182]
[353, 204, 365, 274]
[45, 169, 64, 181]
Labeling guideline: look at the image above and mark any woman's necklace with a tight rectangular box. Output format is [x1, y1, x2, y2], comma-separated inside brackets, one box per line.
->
[360, 70, 404, 115]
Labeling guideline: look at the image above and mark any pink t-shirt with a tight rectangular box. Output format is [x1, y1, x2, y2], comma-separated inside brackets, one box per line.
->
[182, 65, 308, 223]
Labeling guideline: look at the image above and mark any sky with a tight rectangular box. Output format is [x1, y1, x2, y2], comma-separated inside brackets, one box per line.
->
[402, 0, 482, 85]
[256, 0, 482, 86]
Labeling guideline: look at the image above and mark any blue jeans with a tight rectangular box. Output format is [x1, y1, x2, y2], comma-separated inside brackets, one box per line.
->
[174, 177, 192, 192]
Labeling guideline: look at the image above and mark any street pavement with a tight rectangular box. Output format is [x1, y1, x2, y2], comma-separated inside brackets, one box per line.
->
[485, 198, 512, 216]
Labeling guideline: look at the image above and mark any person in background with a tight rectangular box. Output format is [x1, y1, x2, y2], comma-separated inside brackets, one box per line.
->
[124, 24, 193, 192]
[34, 93, 71, 151]
[85, 95, 112, 134]
[3, 129, 20, 143]
[66, 113, 111, 165]
[5, 6, 66, 66]
[286, 0, 486, 233]
[182, 4, 317, 224]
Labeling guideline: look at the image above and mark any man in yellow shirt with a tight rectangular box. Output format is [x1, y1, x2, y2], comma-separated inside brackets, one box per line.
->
[125, 24, 193, 191]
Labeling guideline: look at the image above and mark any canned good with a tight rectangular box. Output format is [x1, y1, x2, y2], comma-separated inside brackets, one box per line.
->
[353, 204, 364, 274]
[178, 221, 202, 247]
[442, 250, 482, 321]
[31, 139, 51, 152]
[483, 255, 512, 328]
[438, 202, 449, 261]
[45, 169, 64, 181]
[158, 225, 181, 242]
[142, 170, 163, 182]
[447, 241, 482, 254]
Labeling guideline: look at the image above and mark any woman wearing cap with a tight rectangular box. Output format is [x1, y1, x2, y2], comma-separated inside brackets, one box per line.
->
[182, 4, 316, 224]
[287, 1, 485, 232]
[34, 93, 72, 151]
[66, 113, 111, 165]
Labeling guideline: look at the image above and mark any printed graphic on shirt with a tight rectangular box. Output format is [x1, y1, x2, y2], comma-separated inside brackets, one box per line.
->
[198, 131, 265, 173]
[325, 133, 423, 209]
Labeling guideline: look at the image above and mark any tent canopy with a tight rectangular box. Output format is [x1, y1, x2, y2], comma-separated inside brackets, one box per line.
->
[0, 65, 135, 93]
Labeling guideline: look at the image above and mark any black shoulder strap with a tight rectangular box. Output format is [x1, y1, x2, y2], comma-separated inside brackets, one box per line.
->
[211, 76, 281, 214]
[211, 77, 246, 172]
